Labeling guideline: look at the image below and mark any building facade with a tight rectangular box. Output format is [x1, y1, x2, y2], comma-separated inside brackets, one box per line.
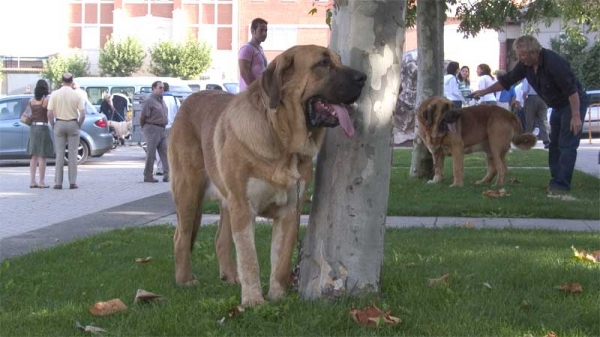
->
[65, 0, 331, 79]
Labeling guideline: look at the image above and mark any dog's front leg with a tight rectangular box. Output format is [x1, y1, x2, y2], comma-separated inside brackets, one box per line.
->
[450, 147, 464, 187]
[267, 209, 299, 301]
[229, 198, 264, 307]
[428, 150, 445, 184]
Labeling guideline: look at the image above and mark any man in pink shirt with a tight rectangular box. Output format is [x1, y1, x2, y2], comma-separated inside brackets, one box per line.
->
[238, 18, 268, 92]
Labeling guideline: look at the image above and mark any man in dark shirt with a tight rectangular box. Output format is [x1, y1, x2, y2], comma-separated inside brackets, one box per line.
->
[140, 81, 169, 183]
[473, 35, 589, 197]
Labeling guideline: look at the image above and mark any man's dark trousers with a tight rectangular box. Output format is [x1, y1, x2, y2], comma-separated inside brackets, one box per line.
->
[548, 94, 589, 191]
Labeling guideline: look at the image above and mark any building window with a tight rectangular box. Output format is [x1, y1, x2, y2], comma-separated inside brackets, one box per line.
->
[82, 26, 100, 49]
[254, 25, 297, 51]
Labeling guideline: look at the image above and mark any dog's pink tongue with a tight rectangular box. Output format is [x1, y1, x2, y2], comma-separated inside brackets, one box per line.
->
[333, 105, 354, 137]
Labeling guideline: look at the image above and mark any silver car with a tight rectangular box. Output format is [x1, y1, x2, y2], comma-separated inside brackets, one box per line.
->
[0, 94, 113, 164]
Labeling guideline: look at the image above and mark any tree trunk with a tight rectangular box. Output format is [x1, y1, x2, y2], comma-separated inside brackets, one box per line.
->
[409, 0, 445, 179]
[298, 0, 406, 300]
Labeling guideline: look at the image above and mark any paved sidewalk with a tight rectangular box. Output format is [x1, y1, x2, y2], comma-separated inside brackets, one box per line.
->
[1, 142, 598, 262]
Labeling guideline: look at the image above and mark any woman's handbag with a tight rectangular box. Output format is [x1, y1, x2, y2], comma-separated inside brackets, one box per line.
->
[20, 104, 32, 126]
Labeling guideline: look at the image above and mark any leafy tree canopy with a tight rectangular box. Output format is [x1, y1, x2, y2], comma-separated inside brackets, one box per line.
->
[41, 50, 89, 89]
[149, 38, 212, 80]
[99, 35, 145, 77]
[551, 29, 600, 89]
[454, 0, 600, 37]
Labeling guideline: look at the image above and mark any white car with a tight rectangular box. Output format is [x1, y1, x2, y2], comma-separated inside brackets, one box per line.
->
[184, 80, 239, 94]
[543, 89, 600, 136]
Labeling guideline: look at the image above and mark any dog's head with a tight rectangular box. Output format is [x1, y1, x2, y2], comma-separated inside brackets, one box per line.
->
[260, 45, 366, 137]
[417, 97, 462, 140]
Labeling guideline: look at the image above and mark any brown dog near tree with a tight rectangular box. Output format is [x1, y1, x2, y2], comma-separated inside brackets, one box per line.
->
[168, 45, 366, 307]
[416, 96, 537, 187]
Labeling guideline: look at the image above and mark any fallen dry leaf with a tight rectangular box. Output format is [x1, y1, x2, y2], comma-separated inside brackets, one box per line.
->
[427, 273, 451, 286]
[462, 221, 475, 228]
[405, 262, 418, 268]
[228, 306, 245, 317]
[483, 282, 492, 289]
[554, 283, 583, 293]
[483, 188, 510, 198]
[133, 289, 165, 304]
[89, 298, 128, 316]
[544, 331, 558, 337]
[349, 304, 401, 326]
[135, 257, 153, 263]
[571, 246, 599, 263]
[509, 178, 521, 184]
[75, 321, 106, 335]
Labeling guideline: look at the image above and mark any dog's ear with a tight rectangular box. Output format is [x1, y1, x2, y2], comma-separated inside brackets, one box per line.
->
[261, 53, 294, 109]
[425, 104, 435, 126]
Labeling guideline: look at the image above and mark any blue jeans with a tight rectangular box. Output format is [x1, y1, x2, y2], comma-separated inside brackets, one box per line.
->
[548, 94, 589, 191]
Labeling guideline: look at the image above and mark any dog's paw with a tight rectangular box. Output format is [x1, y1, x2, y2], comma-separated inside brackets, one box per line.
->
[266, 286, 286, 301]
[177, 278, 199, 287]
[241, 294, 265, 307]
[220, 273, 240, 285]
[475, 180, 484, 186]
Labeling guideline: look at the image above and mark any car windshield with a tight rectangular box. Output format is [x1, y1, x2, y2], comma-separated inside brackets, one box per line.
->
[224, 83, 239, 94]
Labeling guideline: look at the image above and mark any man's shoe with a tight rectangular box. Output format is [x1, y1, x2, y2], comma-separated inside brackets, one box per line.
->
[163, 178, 169, 183]
[156, 171, 164, 176]
[547, 187, 577, 201]
[53, 185, 62, 190]
[544, 142, 550, 149]
[144, 178, 159, 183]
[70, 184, 78, 189]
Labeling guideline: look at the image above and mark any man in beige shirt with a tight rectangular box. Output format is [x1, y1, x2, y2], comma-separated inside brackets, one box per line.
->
[48, 73, 85, 190]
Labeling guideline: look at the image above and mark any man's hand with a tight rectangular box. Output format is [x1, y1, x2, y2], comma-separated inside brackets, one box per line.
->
[471, 90, 484, 99]
[570, 115, 582, 134]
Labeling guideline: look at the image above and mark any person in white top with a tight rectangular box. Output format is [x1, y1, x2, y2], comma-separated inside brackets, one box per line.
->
[521, 78, 550, 148]
[476, 64, 497, 105]
[155, 82, 179, 176]
[443, 61, 464, 108]
[513, 81, 526, 128]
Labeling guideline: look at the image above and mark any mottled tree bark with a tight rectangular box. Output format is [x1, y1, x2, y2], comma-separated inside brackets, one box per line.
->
[409, 0, 445, 179]
[298, 0, 406, 300]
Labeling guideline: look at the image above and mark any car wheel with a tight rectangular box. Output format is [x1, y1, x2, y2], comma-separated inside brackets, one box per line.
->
[64, 139, 89, 165]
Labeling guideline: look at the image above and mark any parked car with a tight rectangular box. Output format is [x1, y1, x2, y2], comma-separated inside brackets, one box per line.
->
[542, 90, 600, 137]
[184, 80, 239, 94]
[0, 94, 113, 164]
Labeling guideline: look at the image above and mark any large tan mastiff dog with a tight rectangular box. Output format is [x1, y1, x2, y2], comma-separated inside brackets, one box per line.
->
[416, 96, 537, 187]
[169, 45, 366, 306]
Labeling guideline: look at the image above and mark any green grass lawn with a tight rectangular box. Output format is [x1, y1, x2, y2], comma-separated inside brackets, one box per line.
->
[1, 225, 598, 336]
[202, 149, 600, 219]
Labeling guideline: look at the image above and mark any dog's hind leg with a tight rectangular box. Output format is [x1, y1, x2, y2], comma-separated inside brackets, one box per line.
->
[172, 158, 206, 287]
[476, 150, 497, 185]
[215, 204, 239, 284]
[492, 148, 508, 186]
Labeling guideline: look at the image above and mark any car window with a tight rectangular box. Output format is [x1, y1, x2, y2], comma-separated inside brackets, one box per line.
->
[85, 87, 109, 106]
[111, 86, 135, 101]
[588, 93, 600, 105]
[224, 83, 239, 94]
[188, 84, 201, 92]
[206, 84, 223, 91]
[170, 85, 193, 93]
[0, 99, 22, 121]
[140, 87, 152, 94]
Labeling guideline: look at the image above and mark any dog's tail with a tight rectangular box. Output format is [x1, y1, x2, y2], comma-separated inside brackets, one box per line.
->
[511, 116, 537, 150]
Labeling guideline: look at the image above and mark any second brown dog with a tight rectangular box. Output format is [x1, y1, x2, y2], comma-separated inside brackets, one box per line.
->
[416, 96, 537, 187]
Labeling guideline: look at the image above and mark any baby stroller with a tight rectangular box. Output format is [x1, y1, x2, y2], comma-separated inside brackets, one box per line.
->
[108, 93, 132, 148]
